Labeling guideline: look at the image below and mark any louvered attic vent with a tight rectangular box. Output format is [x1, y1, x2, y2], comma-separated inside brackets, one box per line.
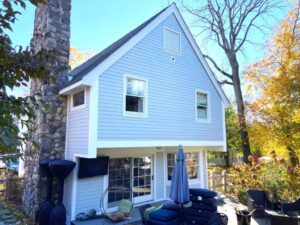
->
[164, 27, 181, 55]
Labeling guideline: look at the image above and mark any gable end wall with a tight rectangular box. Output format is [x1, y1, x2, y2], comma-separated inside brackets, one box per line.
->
[97, 14, 224, 142]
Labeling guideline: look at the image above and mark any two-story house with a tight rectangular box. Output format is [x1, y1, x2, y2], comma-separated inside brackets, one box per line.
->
[59, 3, 229, 222]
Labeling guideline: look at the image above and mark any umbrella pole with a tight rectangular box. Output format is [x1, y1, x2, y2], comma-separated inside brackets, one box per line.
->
[181, 203, 184, 225]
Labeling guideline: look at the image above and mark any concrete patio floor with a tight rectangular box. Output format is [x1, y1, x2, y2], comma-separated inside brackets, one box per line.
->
[71, 195, 268, 225]
[217, 195, 265, 225]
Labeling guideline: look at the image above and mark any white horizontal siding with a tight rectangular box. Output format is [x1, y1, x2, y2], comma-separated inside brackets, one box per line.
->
[98, 14, 224, 142]
[75, 176, 104, 215]
[66, 88, 90, 159]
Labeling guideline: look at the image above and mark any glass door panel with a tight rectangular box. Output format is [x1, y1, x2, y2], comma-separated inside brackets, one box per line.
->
[132, 156, 152, 203]
[108, 158, 131, 208]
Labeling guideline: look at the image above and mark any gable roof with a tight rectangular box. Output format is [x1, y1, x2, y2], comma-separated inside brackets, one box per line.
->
[60, 3, 229, 106]
[60, 6, 169, 89]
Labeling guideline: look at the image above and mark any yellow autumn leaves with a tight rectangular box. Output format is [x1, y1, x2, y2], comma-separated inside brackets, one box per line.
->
[245, 4, 300, 165]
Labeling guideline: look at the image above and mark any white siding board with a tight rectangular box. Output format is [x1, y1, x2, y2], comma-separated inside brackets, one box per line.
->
[75, 176, 104, 215]
[66, 88, 90, 159]
[98, 14, 224, 142]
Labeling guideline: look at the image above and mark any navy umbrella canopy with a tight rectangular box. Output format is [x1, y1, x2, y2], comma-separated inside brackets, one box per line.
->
[170, 145, 190, 204]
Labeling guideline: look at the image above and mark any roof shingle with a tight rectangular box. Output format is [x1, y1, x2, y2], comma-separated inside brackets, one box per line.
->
[60, 5, 170, 89]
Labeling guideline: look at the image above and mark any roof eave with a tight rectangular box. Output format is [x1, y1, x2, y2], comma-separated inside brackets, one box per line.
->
[59, 80, 86, 95]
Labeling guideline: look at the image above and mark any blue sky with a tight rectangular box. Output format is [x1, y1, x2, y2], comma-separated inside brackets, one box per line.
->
[9, 0, 289, 99]
[11, 0, 169, 52]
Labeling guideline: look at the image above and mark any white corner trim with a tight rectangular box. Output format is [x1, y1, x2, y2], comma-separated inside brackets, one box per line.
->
[222, 102, 227, 152]
[195, 89, 211, 123]
[164, 26, 182, 56]
[97, 140, 225, 148]
[88, 79, 99, 158]
[199, 151, 205, 188]
[203, 151, 208, 188]
[153, 154, 157, 200]
[64, 95, 70, 160]
[70, 156, 79, 221]
[70, 88, 87, 112]
[123, 74, 148, 118]
[163, 151, 167, 199]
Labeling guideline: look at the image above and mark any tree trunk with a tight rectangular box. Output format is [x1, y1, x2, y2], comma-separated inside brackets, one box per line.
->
[224, 151, 230, 167]
[230, 54, 251, 163]
[287, 146, 299, 167]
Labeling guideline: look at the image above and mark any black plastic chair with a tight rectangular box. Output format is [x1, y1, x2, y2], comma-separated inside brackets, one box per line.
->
[282, 197, 300, 213]
[247, 190, 273, 218]
[216, 213, 228, 225]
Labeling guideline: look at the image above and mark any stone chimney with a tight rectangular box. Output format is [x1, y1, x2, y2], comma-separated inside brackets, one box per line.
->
[22, 0, 71, 218]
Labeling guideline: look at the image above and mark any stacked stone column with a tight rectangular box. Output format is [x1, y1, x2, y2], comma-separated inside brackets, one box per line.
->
[22, 0, 71, 218]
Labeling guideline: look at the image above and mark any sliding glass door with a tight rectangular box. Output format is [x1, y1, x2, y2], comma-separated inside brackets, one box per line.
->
[108, 156, 152, 207]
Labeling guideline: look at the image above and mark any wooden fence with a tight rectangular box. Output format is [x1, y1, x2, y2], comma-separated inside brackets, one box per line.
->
[208, 170, 234, 193]
[0, 175, 23, 202]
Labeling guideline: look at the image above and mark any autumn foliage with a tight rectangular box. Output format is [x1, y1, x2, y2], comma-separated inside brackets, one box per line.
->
[231, 150, 300, 204]
[69, 46, 94, 70]
[245, 4, 300, 166]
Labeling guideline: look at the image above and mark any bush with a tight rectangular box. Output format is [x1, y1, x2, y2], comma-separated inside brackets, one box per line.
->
[230, 151, 300, 202]
[237, 189, 248, 205]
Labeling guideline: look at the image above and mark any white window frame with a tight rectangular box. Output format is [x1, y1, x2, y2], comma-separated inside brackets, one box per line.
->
[123, 74, 148, 118]
[195, 89, 211, 123]
[70, 88, 86, 111]
[166, 152, 200, 183]
[164, 26, 182, 56]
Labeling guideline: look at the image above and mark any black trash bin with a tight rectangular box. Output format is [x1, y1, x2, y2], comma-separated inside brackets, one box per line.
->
[236, 210, 252, 225]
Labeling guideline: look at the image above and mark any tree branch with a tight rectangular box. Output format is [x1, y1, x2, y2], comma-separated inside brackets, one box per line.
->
[219, 80, 233, 86]
[292, 3, 300, 37]
[203, 54, 233, 79]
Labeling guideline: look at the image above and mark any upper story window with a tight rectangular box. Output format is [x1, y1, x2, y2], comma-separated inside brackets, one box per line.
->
[71, 89, 85, 110]
[196, 90, 210, 122]
[124, 75, 147, 117]
[164, 27, 181, 55]
[167, 152, 199, 181]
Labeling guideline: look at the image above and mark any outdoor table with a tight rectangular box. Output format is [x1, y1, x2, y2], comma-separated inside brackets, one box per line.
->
[264, 209, 299, 225]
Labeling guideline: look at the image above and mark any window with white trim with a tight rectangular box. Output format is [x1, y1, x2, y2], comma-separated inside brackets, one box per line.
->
[196, 91, 209, 121]
[72, 89, 85, 108]
[124, 76, 147, 116]
[164, 27, 181, 55]
[167, 152, 199, 181]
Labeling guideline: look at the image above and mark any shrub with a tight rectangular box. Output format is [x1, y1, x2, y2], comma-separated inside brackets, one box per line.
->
[237, 189, 248, 205]
[230, 151, 300, 202]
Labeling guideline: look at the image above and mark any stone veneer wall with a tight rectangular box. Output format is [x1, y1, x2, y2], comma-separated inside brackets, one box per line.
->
[22, 0, 71, 218]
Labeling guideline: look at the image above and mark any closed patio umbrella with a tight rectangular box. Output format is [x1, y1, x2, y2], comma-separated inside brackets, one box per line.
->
[170, 145, 190, 223]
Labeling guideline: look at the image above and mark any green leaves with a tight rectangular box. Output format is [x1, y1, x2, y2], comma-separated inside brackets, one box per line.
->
[232, 151, 300, 202]
[0, 0, 49, 155]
